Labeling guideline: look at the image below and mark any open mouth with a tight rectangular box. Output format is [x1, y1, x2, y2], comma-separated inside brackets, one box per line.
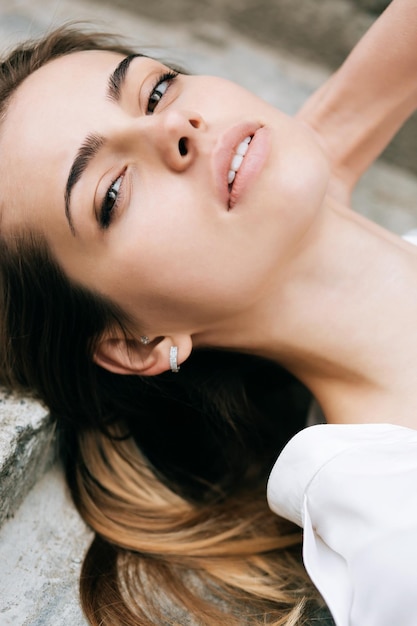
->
[227, 135, 253, 193]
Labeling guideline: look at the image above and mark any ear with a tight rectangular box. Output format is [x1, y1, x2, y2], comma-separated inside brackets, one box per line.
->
[93, 332, 193, 377]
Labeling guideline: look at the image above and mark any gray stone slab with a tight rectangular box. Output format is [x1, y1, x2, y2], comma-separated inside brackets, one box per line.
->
[0, 389, 54, 528]
[0, 463, 92, 626]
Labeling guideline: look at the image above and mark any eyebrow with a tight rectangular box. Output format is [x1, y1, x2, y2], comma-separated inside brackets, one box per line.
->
[107, 53, 142, 103]
[64, 54, 142, 235]
[64, 133, 105, 235]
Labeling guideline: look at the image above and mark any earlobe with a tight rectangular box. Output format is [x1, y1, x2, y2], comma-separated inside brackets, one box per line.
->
[93, 333, 193, 377]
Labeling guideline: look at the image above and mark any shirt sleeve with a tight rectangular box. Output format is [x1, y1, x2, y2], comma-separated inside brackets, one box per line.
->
[267, 423, 417, 626]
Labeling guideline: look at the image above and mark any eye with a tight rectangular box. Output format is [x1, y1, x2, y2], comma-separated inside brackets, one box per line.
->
[99, 173, 124, 230]
[147, 71, 178, 115]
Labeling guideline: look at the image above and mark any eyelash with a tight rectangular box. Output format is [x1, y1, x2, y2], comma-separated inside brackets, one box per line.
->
[99, 172, 124, 230]
[146, 70, 178, 115]
[99, 70, 178, 230]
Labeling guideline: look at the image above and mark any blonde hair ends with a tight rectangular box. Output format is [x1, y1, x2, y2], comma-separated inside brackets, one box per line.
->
[76, 428, 321, 625]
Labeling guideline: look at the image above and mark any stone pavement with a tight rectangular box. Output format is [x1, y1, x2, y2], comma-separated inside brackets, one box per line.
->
[1, 1, 417, 624]
[0, 465, 92, 626]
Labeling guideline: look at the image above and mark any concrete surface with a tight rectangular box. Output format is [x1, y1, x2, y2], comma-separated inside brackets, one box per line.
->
[1, 0, 417, 624]
[0, 464, 92, 626]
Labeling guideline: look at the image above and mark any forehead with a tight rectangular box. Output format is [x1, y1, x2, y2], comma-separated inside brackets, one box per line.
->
[4, 48, 123, 143]
[0, 50, 123, 231]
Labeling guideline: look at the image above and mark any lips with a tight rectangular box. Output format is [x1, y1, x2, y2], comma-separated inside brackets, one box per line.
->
[213, 123, 271, 210]
[213, 122, 262, 209]
[227, 136, 253, 188]
[228, 127, 271, 210]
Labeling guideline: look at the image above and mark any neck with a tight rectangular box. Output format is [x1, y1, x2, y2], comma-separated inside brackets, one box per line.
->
[203, 196, 417, 428]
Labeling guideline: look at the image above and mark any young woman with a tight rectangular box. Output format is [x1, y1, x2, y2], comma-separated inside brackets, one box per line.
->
[1, 1, 417, 624]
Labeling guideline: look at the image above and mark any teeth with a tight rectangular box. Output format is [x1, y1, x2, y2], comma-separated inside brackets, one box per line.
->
[231, 154, 244, 171]
[227, 169, 236, 185]
[228, 136, 252, 187]
[237, 136, 252, 154]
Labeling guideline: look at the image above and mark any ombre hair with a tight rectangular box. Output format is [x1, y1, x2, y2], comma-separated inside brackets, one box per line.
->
[0, 26, 326, 625]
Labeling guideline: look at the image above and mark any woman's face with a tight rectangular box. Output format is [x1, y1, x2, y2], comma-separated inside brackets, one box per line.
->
[0, 50, 329, 337]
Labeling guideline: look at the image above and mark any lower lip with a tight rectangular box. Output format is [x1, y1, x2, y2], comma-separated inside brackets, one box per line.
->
[229, 127, 271, 210]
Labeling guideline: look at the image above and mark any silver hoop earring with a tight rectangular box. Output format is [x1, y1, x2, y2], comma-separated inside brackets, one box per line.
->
[140, 336, 150, 345]
[169, 346, 180, 373]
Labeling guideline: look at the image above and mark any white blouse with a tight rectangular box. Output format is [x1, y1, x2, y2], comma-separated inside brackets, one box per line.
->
[267, 423, 417, 626]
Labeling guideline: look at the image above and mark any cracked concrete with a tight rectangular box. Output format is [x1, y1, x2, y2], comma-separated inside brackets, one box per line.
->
[0, 465, 91, 626]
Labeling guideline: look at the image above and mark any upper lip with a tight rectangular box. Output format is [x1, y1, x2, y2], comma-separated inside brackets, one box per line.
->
[212, 122, 261, 208]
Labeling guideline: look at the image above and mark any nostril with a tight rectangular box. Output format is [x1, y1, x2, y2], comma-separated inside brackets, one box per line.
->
[189, 118, 200, 129]
[178, 137, 188, 156]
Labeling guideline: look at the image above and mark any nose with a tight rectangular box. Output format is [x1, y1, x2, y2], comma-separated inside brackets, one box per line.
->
[139, 109, 205, 172]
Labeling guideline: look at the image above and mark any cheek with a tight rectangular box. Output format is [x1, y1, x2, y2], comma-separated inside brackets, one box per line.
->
[265, 123, 330, 229]
[113, 212, 262, 323]
[281, 145, 329, 216]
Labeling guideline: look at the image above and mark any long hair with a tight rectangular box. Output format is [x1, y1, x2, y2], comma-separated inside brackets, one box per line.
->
[0, 26, 324, 625]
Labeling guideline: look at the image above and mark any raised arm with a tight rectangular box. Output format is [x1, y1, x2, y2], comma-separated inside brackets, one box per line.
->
[297, 0, 417, 204]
